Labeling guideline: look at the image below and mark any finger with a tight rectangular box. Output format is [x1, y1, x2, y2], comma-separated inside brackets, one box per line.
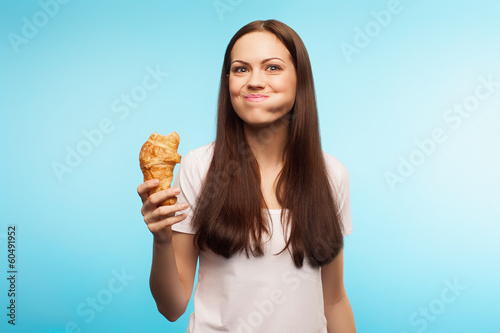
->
[146, 202, 189, 223]
[137, 179, 160, 203]
[148, 187, 181, 206]
[142, 187, 182, 217]
[147, 213, 188, 234]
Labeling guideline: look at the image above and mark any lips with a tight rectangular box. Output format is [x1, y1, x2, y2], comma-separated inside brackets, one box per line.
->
[245, 94, 269, 102]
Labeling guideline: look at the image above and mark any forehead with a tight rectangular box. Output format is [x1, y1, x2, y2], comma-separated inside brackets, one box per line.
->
[230, 31, 292, 62]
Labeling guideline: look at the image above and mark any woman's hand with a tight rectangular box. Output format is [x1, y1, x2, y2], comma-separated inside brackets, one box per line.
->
[137, 179, 189, 244]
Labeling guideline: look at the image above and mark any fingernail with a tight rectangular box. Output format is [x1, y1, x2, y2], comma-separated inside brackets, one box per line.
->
[181, 203, 189, 208]
[172, 187, 181, 194]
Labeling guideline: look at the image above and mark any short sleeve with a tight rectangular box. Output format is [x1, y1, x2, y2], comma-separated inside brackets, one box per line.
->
[324, 153, 353, 236]
[171, 147, 209, 234]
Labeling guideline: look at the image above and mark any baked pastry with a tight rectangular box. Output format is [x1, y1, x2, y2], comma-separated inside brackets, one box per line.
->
[139, 132, 182, 205]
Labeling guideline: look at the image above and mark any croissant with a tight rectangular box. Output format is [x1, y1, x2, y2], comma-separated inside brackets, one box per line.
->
[139, 132, 182, 205]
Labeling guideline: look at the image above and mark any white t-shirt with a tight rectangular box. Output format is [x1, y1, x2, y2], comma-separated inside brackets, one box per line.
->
[172, 142, 352, 333]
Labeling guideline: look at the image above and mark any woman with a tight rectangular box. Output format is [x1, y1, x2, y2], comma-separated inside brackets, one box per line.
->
[137, 19, 356, 332]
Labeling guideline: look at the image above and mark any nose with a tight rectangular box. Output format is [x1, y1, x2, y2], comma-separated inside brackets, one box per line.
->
[247, 70, 265, 90]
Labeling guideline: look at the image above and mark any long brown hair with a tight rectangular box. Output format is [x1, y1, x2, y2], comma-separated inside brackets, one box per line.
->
[192, 19, 345, 268]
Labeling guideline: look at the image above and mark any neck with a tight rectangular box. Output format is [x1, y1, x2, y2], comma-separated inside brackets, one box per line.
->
[243, 117, 289, 169]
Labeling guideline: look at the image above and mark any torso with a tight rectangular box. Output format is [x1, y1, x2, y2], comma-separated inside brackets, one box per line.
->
[172, 142, 351, 333]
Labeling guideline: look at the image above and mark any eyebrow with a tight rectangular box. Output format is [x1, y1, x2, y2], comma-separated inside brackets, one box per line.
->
[230, 57, 286, 65]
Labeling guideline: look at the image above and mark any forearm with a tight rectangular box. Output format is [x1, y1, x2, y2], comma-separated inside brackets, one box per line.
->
[325, 295, 356, 333]
[149, 239, 189, 321]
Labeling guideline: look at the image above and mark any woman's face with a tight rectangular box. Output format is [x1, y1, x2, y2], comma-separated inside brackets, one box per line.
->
[229, 31, 297, 129]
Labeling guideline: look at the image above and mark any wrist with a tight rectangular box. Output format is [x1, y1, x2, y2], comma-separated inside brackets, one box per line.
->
[153, 234, 172, 245]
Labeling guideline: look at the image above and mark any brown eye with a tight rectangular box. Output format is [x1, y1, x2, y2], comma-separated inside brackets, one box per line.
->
[232, 67, 247, 73]
[267, 65, 282, 71]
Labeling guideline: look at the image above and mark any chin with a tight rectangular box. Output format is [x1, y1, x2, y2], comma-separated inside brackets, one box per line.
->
[242, 116, 286, 130]
[237, 109, 288, 125]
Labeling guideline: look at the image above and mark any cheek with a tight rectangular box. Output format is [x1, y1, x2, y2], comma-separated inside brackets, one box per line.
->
[273, 76, 296, 95]
[228, 78, 241, 97]
[287, 77, 297, 100]
[228, 81, 242, 111]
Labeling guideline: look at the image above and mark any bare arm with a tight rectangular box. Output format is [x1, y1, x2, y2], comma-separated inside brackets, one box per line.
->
[321, 249, 356, 333]
[138, 180, 199, 321]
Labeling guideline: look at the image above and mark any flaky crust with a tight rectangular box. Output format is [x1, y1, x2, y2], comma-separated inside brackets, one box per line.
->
[139, 132, 181, 205]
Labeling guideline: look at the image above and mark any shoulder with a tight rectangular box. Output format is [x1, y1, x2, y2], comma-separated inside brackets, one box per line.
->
[172, 143, 215, 234]
[180, 142, 214, 169]
[322, 151, 349, 187]
[175, 142, 215, 189]
[174, 142, 214, 201]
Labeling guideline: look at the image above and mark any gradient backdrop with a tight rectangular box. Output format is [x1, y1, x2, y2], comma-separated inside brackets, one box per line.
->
[1, 0, 499, 332]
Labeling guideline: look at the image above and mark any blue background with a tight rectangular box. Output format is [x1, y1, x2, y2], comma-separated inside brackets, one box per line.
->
[1, 0, 499, 332]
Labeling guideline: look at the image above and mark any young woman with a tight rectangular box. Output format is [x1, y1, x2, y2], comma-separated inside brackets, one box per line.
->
[137, 20, 356, 332]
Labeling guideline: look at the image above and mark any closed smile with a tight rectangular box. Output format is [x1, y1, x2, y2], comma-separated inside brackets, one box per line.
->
[245, 94, 269, 102]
